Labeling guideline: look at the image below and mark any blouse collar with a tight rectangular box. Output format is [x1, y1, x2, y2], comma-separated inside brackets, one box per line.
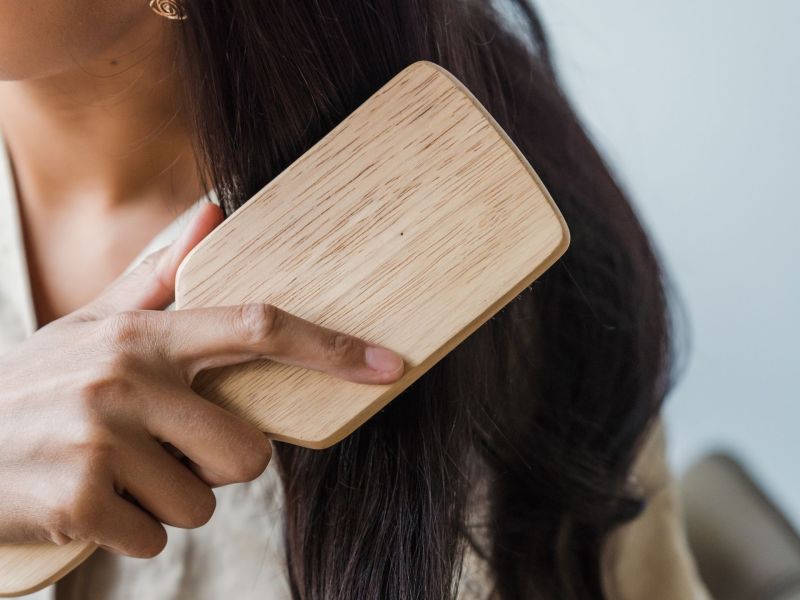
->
[0, 128, 37, 346]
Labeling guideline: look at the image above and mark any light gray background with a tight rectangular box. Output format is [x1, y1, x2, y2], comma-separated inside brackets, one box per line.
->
[532, 1, 800, 524]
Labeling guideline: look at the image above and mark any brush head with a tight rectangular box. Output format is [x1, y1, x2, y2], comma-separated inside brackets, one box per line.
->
[174, 61, 569, 448]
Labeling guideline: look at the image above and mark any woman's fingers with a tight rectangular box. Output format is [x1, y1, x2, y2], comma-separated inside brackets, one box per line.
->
[64, 486, 168, 559]
[139, 383, 272, 487]
[161, 303, 406, 384]
[69, 202, 223, 322]
[115, 436, 217, 530]
[96, 493, 168, 558]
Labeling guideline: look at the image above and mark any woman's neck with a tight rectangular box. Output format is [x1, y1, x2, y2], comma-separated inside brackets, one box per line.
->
[0, 16, 203, 213]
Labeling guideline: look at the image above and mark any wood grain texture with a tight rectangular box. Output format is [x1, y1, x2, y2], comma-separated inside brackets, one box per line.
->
[176, 61, 568, 448]
[0, 61, 568, 596]
[0, 542, 95, 597]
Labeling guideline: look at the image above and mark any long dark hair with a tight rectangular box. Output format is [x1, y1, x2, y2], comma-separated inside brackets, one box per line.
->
[177, 1, 670, 598]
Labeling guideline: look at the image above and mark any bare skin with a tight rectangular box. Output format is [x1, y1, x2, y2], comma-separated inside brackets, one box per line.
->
[0, 2, 202, 323]
[0, 5, 406, 556]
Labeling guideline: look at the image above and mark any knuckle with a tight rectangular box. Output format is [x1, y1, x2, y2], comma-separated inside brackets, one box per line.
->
[44, 501, 71, 540]
[49, 474, 104, 539]
[236, 303, 280, 346]
[78, 361, 132, 413]
[46, 529, 74, 546]
[78, 433, 116, 469]
[46, 504, 74, 541]
[65, 424, 117, 477]
[105, 311, 144, 346]
[324, 332, 360, 366]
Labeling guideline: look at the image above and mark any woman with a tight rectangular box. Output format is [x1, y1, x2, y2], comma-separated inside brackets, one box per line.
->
[0, 1, 709, 598]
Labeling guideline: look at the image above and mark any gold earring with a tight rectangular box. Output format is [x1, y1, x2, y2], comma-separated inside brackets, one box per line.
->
[149, 0, 188, 21]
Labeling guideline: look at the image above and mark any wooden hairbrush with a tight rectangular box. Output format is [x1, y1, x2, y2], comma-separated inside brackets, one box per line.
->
[0, 61, 569, 596]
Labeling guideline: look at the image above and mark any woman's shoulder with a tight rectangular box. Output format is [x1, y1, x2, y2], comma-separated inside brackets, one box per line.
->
[602, 417, 711, 600]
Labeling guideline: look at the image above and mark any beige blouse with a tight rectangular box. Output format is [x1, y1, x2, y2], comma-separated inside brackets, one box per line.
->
[0, 130, 709, 599]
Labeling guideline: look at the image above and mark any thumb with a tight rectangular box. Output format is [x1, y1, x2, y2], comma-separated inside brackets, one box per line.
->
[73, 202, 224, 321]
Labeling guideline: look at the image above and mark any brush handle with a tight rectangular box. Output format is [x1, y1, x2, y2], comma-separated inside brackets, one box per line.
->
[0, 542, 95, 597]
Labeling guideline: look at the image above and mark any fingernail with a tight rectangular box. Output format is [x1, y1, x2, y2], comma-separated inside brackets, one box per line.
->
[365, 346, 404, 373]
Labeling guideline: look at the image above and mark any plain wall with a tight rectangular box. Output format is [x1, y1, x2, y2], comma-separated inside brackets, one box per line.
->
[531, 0, 800, 524]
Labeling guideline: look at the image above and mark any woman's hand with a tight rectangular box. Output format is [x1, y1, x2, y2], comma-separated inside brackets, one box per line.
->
[0, 203, 404, 558]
